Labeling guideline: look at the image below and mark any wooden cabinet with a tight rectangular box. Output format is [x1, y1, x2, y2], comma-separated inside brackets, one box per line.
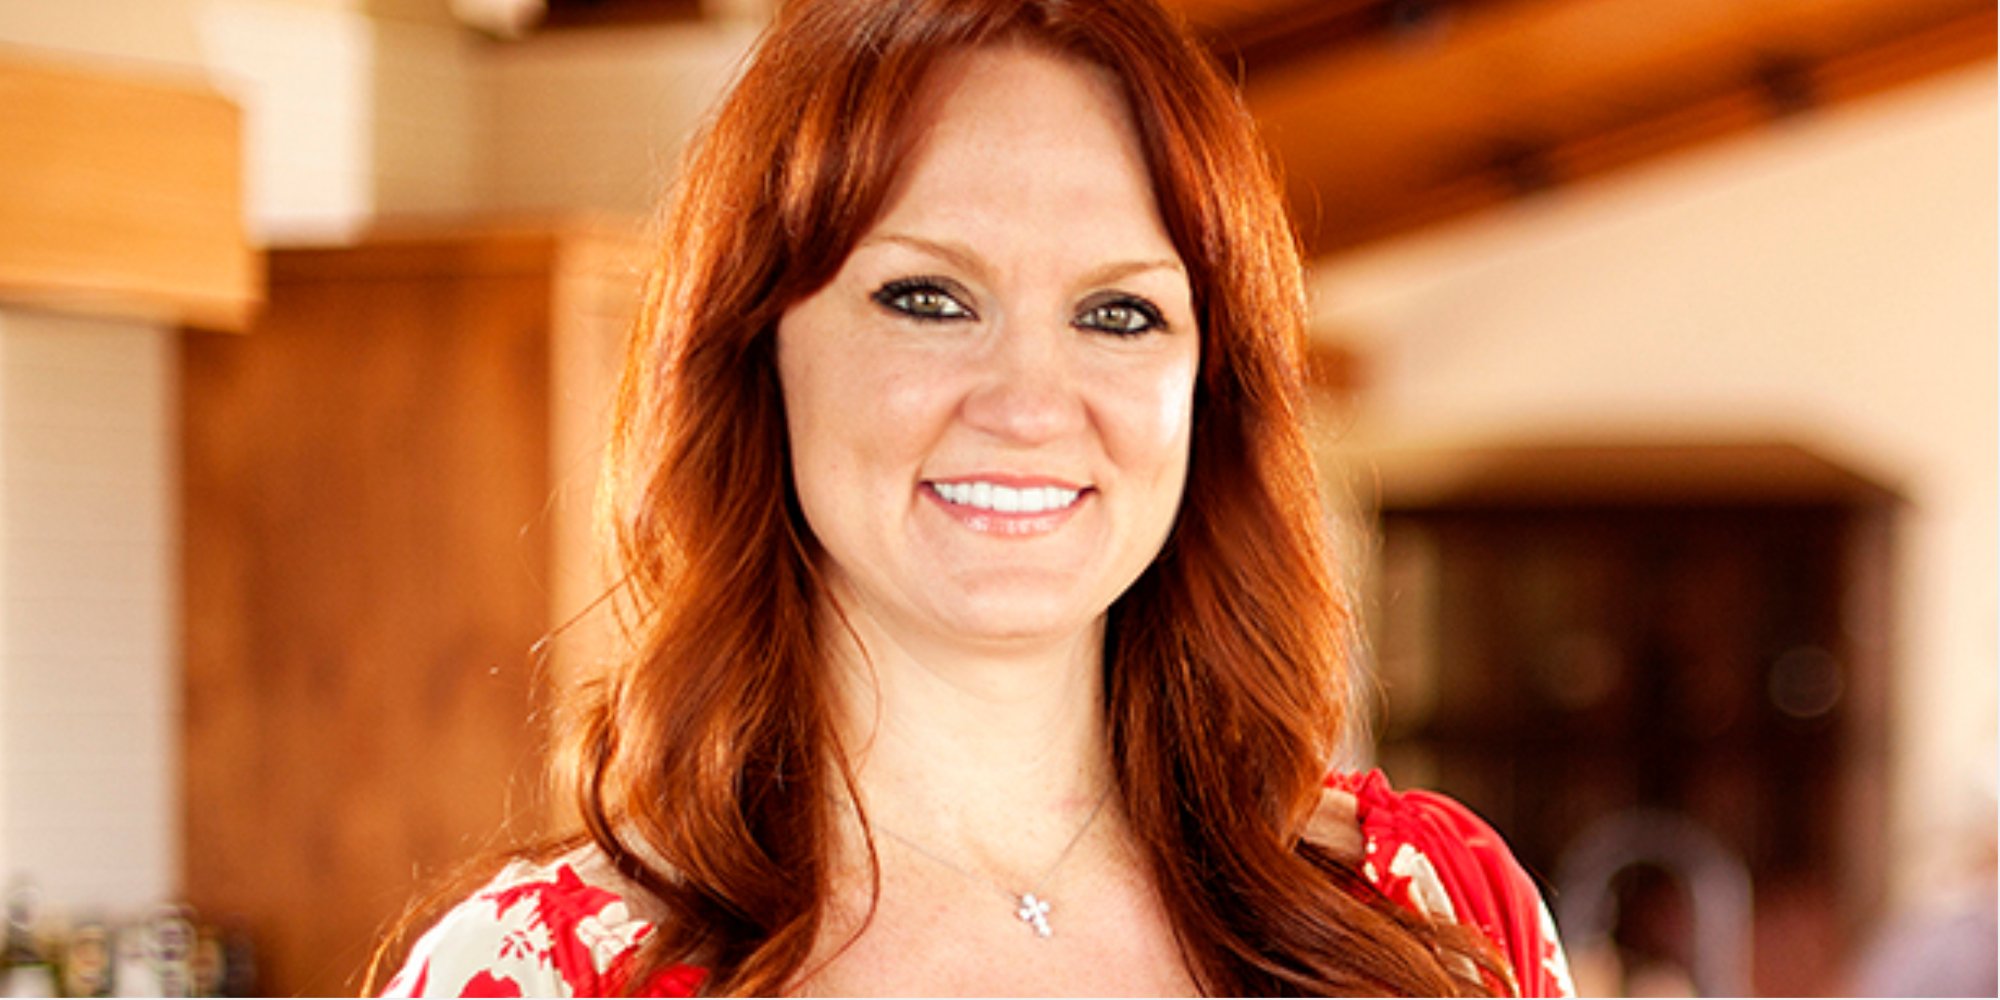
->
[0, 54, 256, 330]
[180, 224, 642, 996]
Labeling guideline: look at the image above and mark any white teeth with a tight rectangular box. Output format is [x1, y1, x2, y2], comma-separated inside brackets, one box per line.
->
[932, 481, 1081, 513]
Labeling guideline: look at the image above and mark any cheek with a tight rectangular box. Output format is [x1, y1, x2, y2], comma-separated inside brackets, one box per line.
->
[874, 365, 955, 437]
[778, 306, 955, 488]
[1154, 367, 1196, 450]
[1101, 354, 1199, 473]
[776, 307, 851, 491]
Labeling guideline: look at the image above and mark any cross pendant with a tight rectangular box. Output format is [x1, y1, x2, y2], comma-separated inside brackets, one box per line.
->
[1016, 893, 1053, 938]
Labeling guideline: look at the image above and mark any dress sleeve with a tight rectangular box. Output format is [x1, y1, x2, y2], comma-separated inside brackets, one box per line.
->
[1330, 770, 1576, 997]
[380, 859, 702, 998]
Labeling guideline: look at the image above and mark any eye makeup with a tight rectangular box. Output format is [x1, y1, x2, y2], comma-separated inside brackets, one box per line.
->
[872, 276, 978, 321]
[1074, 292, 1167, 336]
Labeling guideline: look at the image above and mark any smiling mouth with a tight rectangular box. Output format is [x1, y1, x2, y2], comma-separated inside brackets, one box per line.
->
[925, 480, 1087, 514]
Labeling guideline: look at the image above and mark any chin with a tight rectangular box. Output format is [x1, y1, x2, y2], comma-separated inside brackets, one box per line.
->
[933, 592, 1106, 648]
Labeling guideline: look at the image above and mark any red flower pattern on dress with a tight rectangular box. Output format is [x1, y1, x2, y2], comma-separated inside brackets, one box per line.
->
[381, 859, 698, 997]
[458, 970, 522, 998]
[384, 771, 1571, 997]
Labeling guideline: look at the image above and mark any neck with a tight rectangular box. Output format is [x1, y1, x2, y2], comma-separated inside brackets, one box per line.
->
[798, 592, 1181, 993]
[819, 596, 1114, 838]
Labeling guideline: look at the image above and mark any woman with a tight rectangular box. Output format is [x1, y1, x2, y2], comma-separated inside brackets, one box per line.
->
[382, 0, 1572, 994]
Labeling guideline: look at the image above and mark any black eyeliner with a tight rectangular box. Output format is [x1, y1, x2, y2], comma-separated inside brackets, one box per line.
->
[1078, 293, 1168, 336]
[872, 276, 977, 321]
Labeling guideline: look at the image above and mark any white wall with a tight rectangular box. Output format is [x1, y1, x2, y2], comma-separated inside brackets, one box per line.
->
[1311, 62, 1998, 906]
[0, 312, 179, 914]
[200, 0, 387, 240]
[477, 20, 757, 217]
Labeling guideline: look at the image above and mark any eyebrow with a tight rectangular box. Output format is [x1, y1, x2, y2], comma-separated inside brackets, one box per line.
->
[858, 232, 1186, 288]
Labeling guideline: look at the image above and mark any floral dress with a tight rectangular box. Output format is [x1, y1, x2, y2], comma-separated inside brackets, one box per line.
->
[382, 770, 1574, 997]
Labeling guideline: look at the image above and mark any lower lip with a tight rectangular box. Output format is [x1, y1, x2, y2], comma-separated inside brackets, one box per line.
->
[921, 483, 1089, 536]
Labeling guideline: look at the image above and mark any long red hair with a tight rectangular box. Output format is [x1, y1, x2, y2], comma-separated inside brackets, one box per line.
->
[584, 0, 1508, 993]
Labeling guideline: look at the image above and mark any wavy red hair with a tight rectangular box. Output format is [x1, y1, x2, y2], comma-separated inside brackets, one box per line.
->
[581, 0, 1510, 993]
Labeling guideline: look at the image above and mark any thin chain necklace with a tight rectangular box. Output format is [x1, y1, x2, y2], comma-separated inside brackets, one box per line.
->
[854, 787, 1113, 939]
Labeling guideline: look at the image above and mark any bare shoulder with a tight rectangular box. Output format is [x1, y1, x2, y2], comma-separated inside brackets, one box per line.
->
[1302, 784, 1364, 862]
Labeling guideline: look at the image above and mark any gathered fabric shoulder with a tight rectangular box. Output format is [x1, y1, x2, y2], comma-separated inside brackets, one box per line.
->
[379, 846, 703, 998]
[1328, 769, 1576, 997]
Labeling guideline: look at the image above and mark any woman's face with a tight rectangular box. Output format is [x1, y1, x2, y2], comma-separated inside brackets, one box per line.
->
[776, 44, 1198, 652]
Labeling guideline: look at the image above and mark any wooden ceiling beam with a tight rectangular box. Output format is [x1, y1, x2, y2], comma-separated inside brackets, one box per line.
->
[1204, 0, 1514, 79]
[1298, 4, 1994, 256]
[538, 0, 704, 31]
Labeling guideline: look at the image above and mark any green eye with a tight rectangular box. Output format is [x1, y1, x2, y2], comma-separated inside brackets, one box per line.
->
[874, 279, 974, 321]
[1077, 297, 1164, 336]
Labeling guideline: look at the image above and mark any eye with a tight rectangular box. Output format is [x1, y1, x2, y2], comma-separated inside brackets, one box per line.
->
[873, 277, 976, 322]
[1075, 294, 1166, 336]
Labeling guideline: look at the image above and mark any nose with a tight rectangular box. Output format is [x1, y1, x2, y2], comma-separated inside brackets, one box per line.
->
[960, 319, 1087, 445]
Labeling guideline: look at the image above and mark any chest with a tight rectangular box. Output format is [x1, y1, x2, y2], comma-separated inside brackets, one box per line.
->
[799, 855, 1196, 995]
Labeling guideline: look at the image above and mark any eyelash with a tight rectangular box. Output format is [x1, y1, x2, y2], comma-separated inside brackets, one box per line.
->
[872, 278, 1168, 337]
[1075, 296, 1167, 337]
[873, 277, 975, 322]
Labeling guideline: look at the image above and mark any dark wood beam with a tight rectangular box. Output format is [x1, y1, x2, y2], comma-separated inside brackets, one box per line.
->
[1285, 3, 1996, 256]
[1203, 0, 1513, 79]
[539, 0, 703, 31]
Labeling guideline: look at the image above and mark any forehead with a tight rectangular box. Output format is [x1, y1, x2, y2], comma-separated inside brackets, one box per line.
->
[864, 44, 1176, 263]
[906, 43, 1132, 153]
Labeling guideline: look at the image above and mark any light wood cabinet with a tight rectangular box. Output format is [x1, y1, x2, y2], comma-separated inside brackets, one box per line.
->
[0, 54, 256, 330]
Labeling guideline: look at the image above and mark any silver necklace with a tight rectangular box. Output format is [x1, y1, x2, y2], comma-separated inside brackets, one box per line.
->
[858, 788, 1112, 939]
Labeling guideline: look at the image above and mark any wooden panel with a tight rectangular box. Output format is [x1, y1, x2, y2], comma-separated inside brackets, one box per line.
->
[539, 0, 705, 30]
[0, 54, 257, 330]
[544, 225, 648, 677]
[1201, 0, 1996, 254]
[1163, 0, 1305, 34]
[181, 238, 558, 995]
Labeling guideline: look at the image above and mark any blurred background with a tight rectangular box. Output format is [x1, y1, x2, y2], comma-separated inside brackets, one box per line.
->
[0, 0, 1991, 995]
